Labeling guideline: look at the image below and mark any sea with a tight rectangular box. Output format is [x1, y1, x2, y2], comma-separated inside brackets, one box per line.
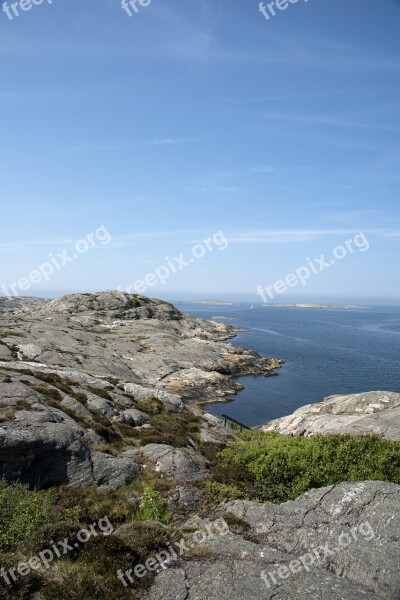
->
[174, 303, 400, 427]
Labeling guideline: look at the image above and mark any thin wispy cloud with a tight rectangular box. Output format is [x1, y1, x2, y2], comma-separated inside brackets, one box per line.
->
[252, 112, 400, 134]
[225, 229, 400, 244]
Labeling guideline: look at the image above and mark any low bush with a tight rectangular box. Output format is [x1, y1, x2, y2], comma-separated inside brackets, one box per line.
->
[215, 432, 400, 503]
[132, 487, 166, 522]
[0, 481, 56, 552]
[201, 480, 245, 508]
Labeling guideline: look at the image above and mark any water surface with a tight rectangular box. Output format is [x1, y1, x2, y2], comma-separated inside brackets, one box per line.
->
[175, 303, 400, 427]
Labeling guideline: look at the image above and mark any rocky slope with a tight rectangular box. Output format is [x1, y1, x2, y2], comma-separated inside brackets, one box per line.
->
[147, 480, 400, 599]
[261, 391, 400, 440]
[0, 291, 281, 490]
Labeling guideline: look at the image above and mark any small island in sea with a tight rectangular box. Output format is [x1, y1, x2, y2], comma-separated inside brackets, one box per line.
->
[189, 299, 237, 306]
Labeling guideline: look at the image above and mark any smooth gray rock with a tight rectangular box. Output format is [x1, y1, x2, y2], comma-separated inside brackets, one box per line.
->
[0, 297, 48, 314]
[114, 408, 148, 426]
[0, 383, 100, 488]
[60, 395, 93, 419]
[85, 393, 114, 418]
[132, 443, 208, 482]
[147, 481, 400, 600]
[200, 411, 233, 444]
[0, 343, 12, 360]
[261, 391, 400, 440]
[16, 343, 42, 360]
[6, 291, 281, 403]
[0, 380, 136, 490]
[166, 484, 204, 514]
[91, 451, 139, 492]
[123, 382, 185, 412]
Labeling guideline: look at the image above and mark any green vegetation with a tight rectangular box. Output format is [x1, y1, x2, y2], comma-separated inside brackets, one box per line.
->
[201, 480, 245, 508]
[136, 409, 202, 447]
[0, 481, 55, 552]
[6, 360, 400, 599]
[132, 487, 166, 522]
[213, 431, 400, 503]
[87, 386, 112, 401]
[0, 480, 175, 600]
[0, 331, 24, 338]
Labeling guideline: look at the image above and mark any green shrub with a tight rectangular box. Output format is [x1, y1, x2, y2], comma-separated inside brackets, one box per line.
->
[0, 481, 55, 552]
[52, 485, 133, 526]
[133, 487, 166, 522]
[201, 480, 245, 508]
[215, 432, 400, 503]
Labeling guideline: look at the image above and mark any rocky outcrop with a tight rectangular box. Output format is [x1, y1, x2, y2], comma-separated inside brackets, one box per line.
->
[123, 383, 184, 412]
[260, 391, 400, 440]
[127, 443, 208, 482]
[0, 380, 140, 489]
[91, 451, 139, 492]
[1, 291, 279, 489]
[0, 296, 47, 314]
[146, 480, 400, 599]
[0, 291, 282, 402]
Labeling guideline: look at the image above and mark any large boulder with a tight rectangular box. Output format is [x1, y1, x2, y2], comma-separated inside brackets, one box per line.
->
[0, 381, 138, 490]
[0, 382, 99, 487]
[123, 382, 185, 412]
[91, 451, 139, 492]
[128, 443, 208, 482]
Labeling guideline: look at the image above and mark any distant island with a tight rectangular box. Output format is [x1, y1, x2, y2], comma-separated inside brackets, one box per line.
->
[212, 316, 237, 321]
[189, 299, 237, 306]
[263, 303, 369, 309]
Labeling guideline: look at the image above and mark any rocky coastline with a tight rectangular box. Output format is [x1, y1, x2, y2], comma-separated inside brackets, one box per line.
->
[0, 291, 281, 489]
[0, 292, 399, 600]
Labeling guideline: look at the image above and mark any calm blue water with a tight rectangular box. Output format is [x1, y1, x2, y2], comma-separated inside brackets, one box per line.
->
[175, 304, 400, 427]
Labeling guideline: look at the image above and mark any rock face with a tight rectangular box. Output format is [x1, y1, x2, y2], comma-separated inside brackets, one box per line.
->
[0, 381, 140, 489]
[261, 391, 400, 440]
[130, 443, 208, 482]
[0, 291, 280, 489]
[147, 481, 400, 600]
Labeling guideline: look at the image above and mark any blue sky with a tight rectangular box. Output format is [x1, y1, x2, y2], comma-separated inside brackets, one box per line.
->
[1, 0, 400, 303]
